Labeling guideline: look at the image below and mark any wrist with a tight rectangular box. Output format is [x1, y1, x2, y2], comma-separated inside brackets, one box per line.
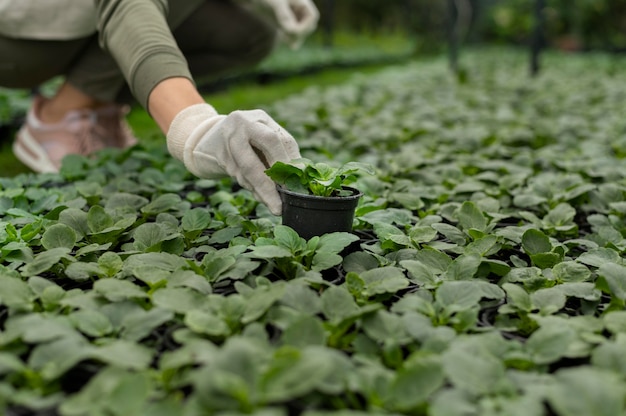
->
[148, 77, 205, 132]
[166, 103, 219, 161]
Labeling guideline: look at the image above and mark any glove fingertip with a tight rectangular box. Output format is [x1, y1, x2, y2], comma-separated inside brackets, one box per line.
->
[260, 192, 283, 216]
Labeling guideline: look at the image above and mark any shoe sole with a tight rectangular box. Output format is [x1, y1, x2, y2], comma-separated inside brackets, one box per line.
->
[13, 127, 60, 174]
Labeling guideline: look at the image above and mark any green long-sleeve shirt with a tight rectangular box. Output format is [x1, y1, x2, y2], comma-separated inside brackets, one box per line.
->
[95, 0, 203, 109]
[0, 0, 203, 109]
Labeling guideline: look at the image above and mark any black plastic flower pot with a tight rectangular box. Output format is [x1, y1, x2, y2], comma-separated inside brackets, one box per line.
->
[278, 186, 363, 240]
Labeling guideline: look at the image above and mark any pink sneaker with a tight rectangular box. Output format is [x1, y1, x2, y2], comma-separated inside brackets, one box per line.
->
[93, 104, 139, 149]
[13, 96, 139, 173]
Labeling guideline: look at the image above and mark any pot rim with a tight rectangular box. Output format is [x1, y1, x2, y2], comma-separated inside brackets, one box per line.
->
[276, 185, 363, 202]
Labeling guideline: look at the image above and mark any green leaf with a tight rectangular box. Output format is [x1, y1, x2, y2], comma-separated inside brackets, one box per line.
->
[531, 287, 566, 315]
[0, 241, 33, 264]
[75, 180, 102, 200]
[400, 260, 438, 287]
[104, 192, 149, 211]
[185, 309, 230, 337]
[321, 285, 360, 325]
[442, 337, 507, 396]
[530, 252, 562, 269]
[525, 324, 576, 364]
[106, 370, 152, 416]
[20, 220, 42, 241]
[168, 270, 212, 294]
[465, 234, 499, 256]
[522, 229, 552, 255]
[604, 311, 626, 334]
[432, 223, 467, 245]
[10, 314, 77, 343]
[265, 161, 304, 185]
[597, 263, 626, 301]
[577, 248, 621, 268]
[61, 367, 151, 416]
[316, 232, 360, 253]
[133, 265, 170, 287]
[409, 226, 437, 244]
[362, 310, 406, 343]
[21, 247, 72, 277]
[543, 203, 576, 228]
[444, 253, 482, 280]
[74, 243, 112, 257]
[259, 346, 336, 402]
[87, 205, 114, 233]
[94, 278, 148, 302]
[343, 251, 380, 273]
[311, 252, 343, 272]
[437, 280, 504, 314]
[557, 282, 600, 301]
[414, 248, 452, 274]
[247, 245, 293, 259]
[28, 275, 57, 295]
[591, 335, 626, 374]
[141, 193, 183, 215]
[0, 352, 25, 375]
[273, 225, 306, 253]
[280, 282, 322, 315]
[65, 261, 107, 281]
[28, 336, 92, 380]
[208, 226, 244, 244]
[387, 357, 445, 410]
[41, 285, 66, 308]
[546, 367, 626, 416]
[182, 207, 211, 231]
[193, 337, 265, 410]
[70, 309, 113, 337]
[0, 273, 34, 311]
[503, 283, 532, 312]
[152, 287, 208, 314]
[58, 207, 90, 240]
[133, 222, 168, 251]
[430, 388, 477, 416]
[124, 252, 188, 272]
[358, 267, 410, 297]
[281, 314, 326, 347]
[120, 307, 174, 342]
[92, 340, 153, 370]
[552, 261, 591, 282]
[456, 201, 487, 232]
[98, 252, 124, 276]
[241, 282, 287, 324]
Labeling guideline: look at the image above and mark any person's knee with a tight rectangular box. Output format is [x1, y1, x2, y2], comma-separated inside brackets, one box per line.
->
[175, 0, 279, 65]
[244, 23, 277, 65]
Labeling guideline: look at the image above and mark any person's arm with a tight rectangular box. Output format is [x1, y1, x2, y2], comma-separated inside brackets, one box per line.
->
[95, 0, 194, 112]
[148, 77, 204, 132]
[94, 0, 310, 215]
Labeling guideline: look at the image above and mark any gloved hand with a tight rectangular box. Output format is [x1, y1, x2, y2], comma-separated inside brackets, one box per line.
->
[166, 104, 301, 215]
[241, 0, 319, 49]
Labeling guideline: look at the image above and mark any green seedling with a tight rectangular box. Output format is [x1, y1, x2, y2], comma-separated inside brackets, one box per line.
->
[265, 158, 375, 197]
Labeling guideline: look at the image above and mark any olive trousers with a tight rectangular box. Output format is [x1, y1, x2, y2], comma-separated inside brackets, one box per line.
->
[0, 0, 276, 104]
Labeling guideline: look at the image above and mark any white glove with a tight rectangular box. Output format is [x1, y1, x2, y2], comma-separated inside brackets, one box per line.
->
[241, 0, 319, 49]
[166, 104, 301, 215]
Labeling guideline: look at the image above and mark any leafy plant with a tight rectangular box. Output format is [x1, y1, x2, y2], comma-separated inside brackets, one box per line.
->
[3, 49, 626, 415]
[265, 157, 375, 197]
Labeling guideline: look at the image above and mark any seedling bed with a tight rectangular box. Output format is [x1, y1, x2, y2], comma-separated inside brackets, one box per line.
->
[2, 49, 626, 415]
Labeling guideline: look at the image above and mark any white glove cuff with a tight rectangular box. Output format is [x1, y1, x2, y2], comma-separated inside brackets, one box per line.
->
[166, 103, 219, 161]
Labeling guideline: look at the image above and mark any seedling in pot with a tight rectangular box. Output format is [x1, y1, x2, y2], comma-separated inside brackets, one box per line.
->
[265, 158, 375, 240]
[265, 158, 375, 197]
